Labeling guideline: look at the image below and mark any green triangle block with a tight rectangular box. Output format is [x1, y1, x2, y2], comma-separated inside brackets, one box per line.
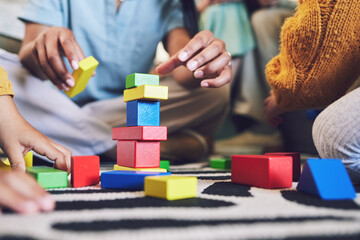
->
[26, 166, 68, 189]
[210, 158, 231, 169]
[126, 73, 159, 89]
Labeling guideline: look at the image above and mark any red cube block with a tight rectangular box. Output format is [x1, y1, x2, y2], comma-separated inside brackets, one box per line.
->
[231, 155, 292, 189]
[112, 126, 167, 141]
[117, 141, 160, 168]
[265, 152, 301, 181]
[71, 156, 100, 188]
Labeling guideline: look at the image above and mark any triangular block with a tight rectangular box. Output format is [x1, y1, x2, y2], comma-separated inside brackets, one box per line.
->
[297, 159, 356, 200]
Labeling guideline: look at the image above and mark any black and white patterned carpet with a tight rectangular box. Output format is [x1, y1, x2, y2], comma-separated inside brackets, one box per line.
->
[1, 163, 360, 240]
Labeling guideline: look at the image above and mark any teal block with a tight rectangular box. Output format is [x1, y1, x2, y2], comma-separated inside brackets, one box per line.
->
[26, 166, 68, 189]
[160, 160, 170, 171]
[210, 158, 231, 169]
[297, 159, 356, 200]
[126, 73, 159, 89]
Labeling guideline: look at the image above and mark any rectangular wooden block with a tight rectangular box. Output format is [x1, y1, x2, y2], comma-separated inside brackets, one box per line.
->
[126, 73, 159, 89]
[160, 160, 170, 171]
[26, 166, 68, 189]
[265, 152, 301, 181]
[144, 176, 197, 200]
[123, 85, 168, 102]
[126, 101, 160, 126]
[210, 157, 231, 169]
[114, 164, 167, 172]
[231, 155, 292, 189]
[1, 151, 33, 170]
[101, 170, 171, 190]
[113, 126, 167, 141]
[117, 141, 160, 168]
[65, 56, 99, 98]
[71, 155, 100, 188]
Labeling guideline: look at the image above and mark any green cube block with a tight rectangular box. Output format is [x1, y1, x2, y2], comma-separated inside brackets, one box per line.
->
[210, 158, 231, 169]
[160, 160, 170, 171]
[126, 73, 159, 89]
[26, 166, 68, 189]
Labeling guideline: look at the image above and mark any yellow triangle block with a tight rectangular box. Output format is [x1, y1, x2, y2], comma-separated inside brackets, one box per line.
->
[123, 85, 168, 102]
[65, 56, 99, 98]
[0, 151, 33, 170]
[113, 164, 167, 172]
[144, 175, 197, 200]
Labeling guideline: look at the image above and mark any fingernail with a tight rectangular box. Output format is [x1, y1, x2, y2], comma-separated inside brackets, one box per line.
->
[61, 83, 69, 91]
[178, 52, 188, 61]
[71, 60, 79, 70]
[187, 60, 198, 71]
[66, 79, 75, 87]
[201, 82, 209, 88]
[39, 196, 55, 211]
[194, 70, 204, 78]
[23, 201, 38, 214]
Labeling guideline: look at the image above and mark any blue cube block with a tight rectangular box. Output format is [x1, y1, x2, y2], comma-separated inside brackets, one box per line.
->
[127, 100, 160, 126]
[306, 109, 322, 120]
[297, 159, 356, 200]
[101, 170, 171, 190]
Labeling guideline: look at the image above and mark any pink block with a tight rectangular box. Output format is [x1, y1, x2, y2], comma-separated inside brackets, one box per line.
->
[117, 141, 160, 168]
[112, 126, 167, 141]
[231, 155, 293, 189]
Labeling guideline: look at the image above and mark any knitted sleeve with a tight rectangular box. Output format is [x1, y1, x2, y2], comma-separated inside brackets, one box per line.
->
[265, 0, 360, 111]
[0, 67, 14, 97]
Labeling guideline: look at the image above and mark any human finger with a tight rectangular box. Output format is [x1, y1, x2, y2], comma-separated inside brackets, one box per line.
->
[194, 51, 231, 78]
[44, 32, 73, 90]
[48, 139, 72, 173]
[3, 141, 26, 172]
[186, 39, 225, 72]
[200, 64, 231, 88]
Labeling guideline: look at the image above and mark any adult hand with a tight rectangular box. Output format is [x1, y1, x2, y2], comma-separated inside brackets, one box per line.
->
[0, 96, 72, 172]
[258, 0, 279, 8]
[0, 171, 55, 214]
[156, 30, 232, 88]
[264, 90, 285, 127]
[30, 26, 86, 90]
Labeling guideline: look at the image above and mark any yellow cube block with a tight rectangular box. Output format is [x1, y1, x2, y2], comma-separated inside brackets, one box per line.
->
[113, 164, 167, 172]
[0, 151, 33, 170]
[144, 175, 197, 200]
[65, 56, 99, 98]
[123, 85, 168, 102]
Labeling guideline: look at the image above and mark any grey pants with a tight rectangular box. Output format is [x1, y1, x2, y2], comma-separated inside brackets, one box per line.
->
[313, 87, 360, 183]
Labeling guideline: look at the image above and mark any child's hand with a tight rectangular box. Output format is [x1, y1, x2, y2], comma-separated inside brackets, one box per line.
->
[0, 96, 71, 172]
[156, 30, 232, 88]
[0, 171, 55, 214]
[264, 91, 285, 127]
[20, 25, 86, 91]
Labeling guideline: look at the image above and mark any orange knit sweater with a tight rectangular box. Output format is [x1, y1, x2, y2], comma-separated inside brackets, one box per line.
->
[266, 0, 360, 111]
[0, 66, 14, 96]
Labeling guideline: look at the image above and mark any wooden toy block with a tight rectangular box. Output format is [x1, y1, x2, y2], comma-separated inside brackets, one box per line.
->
[101, 170, 171, 190]
[231, 155, 293, 189]
[265, 152, 301, 181]
[112, 126, 167, 140]
[117, 141, 160, 168]
[1, 151, 33, 170]
[126, 73, 159, 89]
[144, 175, 197, 200]
[160, 160, 170, 171]
[126, 101, 160, 126]
[306, 109, 322, 120]
[297, 159, 356, 200]
[210, 157, 231, 169]
[71, 155, 100, 188]
[65, 56, 99, 98]
[26, 166, 68, 189]
[114, 164, 167, 172]
[123, 85, 168, 102]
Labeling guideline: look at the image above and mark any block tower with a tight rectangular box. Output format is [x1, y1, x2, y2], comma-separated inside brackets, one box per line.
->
[112, 73, 168, 170]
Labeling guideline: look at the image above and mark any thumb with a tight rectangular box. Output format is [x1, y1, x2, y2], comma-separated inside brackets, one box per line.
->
[5, 142, 26, 172]
[156, 53, 185, 75]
